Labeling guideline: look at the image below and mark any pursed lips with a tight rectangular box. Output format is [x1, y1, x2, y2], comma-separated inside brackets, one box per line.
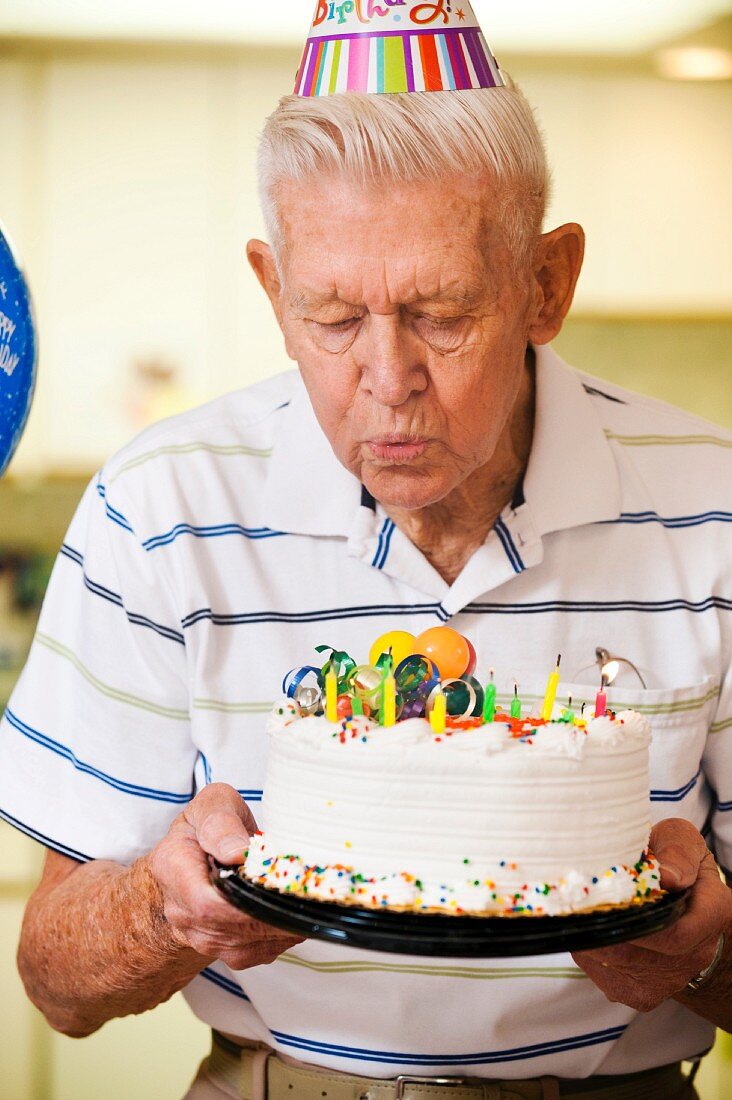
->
[366, 437, 429, 462]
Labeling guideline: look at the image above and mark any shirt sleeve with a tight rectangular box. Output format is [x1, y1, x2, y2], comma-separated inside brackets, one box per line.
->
[0, 473, 197, 865]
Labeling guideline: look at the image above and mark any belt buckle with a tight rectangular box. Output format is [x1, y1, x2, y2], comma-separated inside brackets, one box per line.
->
[395, 1076, 468, 1098]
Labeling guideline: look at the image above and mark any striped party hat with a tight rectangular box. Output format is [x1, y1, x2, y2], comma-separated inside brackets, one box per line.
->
[295, 1, 504, 97]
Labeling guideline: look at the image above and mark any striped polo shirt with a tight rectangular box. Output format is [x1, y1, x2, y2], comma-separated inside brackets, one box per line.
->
[1, 343, 730, 1079]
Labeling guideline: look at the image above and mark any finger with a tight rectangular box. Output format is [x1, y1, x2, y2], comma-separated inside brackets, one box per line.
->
[196, 811, 251, 865]
[185, 784, 259, 864]
[624, 850, 730, 955]
[576, 870, 728, 965]
[572, 951, 670, 1013]
[219, 935, 304, 971]
[151, 827, 257, 938]
[649, 817, 709, 890]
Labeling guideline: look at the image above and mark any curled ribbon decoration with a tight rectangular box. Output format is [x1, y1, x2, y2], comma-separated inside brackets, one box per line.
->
[283, 665, 321, 697]
[283, 665, 322, 715]
[287, 641, 488, 724]
[426, 677, 479, 720]
[347, 664, 386, 708]
[394, 655, 441, 719]
[373, 650, 395, 676]
[315, 645, 357, 692]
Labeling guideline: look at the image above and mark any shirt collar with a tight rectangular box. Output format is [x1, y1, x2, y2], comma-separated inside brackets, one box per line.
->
[260, 344, 622, 539]
[261, 374, 363, 537]
[524, 343, 621, 536]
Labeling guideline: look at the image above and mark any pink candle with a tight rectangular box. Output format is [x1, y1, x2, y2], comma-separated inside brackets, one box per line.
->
[595, 677, 608, 718]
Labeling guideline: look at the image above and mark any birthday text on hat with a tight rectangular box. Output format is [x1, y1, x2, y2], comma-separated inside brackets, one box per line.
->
[314, 0, 455, 28]
[0, 311, 19, 377]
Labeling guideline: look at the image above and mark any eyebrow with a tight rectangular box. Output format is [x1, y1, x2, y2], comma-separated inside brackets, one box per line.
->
[288, 291, 341, 314]
[288, 284, 484, 314]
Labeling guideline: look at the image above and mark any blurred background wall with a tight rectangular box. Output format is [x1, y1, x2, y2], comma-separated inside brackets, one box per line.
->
[0, 2, 731, 1097]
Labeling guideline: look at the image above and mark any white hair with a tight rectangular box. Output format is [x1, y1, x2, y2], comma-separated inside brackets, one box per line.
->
[257, 78, 551, 275]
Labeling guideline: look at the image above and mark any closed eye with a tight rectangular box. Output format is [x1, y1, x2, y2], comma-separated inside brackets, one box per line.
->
[312, 317, 361, 330]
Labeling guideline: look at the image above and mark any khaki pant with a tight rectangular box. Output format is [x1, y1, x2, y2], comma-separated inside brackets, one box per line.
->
[184, 1054, 240, 1099]
[183, 1041, 701, 1100]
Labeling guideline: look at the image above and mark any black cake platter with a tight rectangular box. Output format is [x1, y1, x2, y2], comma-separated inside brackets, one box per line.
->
[211, 861, 688, 958]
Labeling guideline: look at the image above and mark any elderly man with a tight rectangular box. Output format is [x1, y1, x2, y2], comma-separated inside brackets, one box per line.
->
[2, 7, 731, 1099]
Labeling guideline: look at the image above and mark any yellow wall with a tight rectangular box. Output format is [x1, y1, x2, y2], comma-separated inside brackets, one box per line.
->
[1, 43, 730, 475]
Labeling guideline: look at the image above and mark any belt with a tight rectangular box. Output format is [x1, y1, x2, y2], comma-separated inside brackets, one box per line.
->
[209, 1031, 693, 1100]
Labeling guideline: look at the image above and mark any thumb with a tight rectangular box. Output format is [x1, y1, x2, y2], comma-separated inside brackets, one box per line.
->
[649, 817, 707, 890]
[186, 783, 259, 866]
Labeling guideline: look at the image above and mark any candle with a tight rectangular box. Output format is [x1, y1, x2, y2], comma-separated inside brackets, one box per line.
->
[325, 660, 339, 722]
[595, 676, 608, 718]
[510, 683, 522, 719]
[430, 691, 447, 734]
[482, 669, 496, 722]
[381, 664, 397, 727]
[541, 654, 562, 721]
[559, 694, 574, 723]
[351, 694, 364, 717]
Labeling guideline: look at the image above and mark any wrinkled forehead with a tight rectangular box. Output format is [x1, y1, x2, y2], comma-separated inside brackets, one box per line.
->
[276, 173, 507, 306]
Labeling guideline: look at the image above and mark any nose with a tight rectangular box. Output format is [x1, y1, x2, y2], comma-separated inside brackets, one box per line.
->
[357, 313, 428, 407]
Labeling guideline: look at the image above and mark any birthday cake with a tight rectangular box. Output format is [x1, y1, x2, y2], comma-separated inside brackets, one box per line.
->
[243, 629, 662, 916]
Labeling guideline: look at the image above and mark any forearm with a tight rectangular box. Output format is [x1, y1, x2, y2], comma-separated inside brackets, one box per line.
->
[674, 931, 732, 1032]
[18, 854, 210, 1037]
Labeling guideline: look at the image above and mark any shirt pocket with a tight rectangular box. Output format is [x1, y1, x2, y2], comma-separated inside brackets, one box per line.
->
[563, 675, 719, 827]
[507, 673, 719, 826]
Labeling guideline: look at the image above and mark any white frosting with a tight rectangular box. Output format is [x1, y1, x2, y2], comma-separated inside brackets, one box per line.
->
[246, 702, 660, 915]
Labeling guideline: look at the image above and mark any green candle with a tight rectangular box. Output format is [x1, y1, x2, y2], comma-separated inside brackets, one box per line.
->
[559, 694, 574, 724]
[482, 670, 496, 723]
[510, 683, 522, 719]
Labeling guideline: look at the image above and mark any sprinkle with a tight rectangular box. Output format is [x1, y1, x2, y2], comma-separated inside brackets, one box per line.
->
[345, 841, 352, 849]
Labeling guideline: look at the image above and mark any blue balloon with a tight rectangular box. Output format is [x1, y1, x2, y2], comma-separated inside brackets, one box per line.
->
[0, 224, 37, 477]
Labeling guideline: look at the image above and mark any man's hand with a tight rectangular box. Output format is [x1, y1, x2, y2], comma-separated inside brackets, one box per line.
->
[572, 818, 732, 1021]
[148, 782, 302, 970]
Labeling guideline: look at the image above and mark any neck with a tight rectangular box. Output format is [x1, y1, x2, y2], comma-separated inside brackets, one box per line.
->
[386, 350, 536, 586]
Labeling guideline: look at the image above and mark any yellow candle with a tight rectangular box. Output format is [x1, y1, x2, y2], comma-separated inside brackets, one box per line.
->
[541, 654, 562, 721]
[325, 661, 339, 722]
[430, 692, 447, 734]
[381, 668, 397, 727]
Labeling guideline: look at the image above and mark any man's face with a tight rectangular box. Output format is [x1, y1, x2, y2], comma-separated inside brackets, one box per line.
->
[272, 173, 537, 511]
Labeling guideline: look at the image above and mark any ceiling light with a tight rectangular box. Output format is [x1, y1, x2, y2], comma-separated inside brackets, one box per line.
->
[656, 46, 732, 81]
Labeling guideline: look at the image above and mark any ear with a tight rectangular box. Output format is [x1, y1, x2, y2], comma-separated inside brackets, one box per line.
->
[247, 239, 285, 327]
[527, 223, 585, 345]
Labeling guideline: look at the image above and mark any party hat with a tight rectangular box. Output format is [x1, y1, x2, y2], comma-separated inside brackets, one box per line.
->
[295, 1, 504, 98]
